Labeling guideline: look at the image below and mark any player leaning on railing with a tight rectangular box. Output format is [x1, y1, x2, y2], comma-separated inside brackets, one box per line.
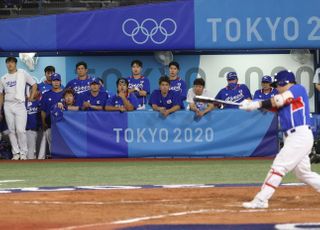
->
[240, 70, 320, 209]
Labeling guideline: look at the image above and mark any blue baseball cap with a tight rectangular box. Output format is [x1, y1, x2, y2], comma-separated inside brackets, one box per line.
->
[261, 75, 272, 83]
[226, 72, 238, 80]
[51, 73, 61, 81]
[272, 70, 296, 87]
[90, 78, 100, 84]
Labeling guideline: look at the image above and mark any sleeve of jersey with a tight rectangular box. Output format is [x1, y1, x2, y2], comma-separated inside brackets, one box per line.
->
[243, 85, 252, 99]
[143, 78, 150, 94]
[65, 80, 72, 89]
[181, 80, 187, 100]
[313, 67, 320, 84]
[215, 90, 222, 100]
[253, 90, 259, 100]
[172, 91, 181, 107]
[186, 88, 193, 103]
[149, 91, 156, 106]
[24, 70, 36, 86]
[0, 80, 4, 94]
[40, 95, 47, 112]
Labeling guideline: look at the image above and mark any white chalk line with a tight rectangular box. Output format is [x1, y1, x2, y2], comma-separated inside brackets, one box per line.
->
[48, 207, 320, 230]
[8, 197, 215, 206]
[0, 179, 24, 186]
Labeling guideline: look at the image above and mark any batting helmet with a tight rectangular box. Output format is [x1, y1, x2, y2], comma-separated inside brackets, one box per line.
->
[272, 70, 296, 87]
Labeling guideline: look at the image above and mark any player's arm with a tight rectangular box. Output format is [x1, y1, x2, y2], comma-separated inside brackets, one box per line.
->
[0, 93, 4, 121]
[105, 105, 124, 111]
[315, 84, 320, 92]
[189, 102, 198, 112]
[240, 90, 294, 111]
[165, 104, 180, 114]
[41, 110, 48, 130]
[29, 83, 37, 101]
[201, 103, 215, 115]
[151, 104, 165, 111]
[89, 105, 103, 111]
[67, 105, 79, 111]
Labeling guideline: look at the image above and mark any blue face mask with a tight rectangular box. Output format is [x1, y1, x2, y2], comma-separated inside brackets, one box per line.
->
[228, 82, 237, 89]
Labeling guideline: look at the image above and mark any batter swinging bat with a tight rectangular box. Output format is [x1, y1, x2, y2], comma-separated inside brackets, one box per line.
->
[194, 96, 242, 106]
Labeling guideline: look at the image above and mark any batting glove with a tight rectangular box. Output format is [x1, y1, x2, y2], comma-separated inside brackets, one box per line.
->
[239, 100, 261, 111]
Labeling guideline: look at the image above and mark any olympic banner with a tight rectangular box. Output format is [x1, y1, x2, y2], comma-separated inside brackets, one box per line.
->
[194, 0, 320, 49]
[51, 110, 278, 158]
[2, 0, 320, 51]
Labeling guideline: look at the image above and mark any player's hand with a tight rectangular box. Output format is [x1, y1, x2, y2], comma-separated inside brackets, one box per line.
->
[160, 109, 170, 117]
[27, 96, 34, 102]
[57, 102, 65, 110]
[42, 123, 48, 131]
[196, 110, 205, 117]
[119, 107, 126, 112]
[118, 91, 126, 99]
[82, 101, 91, 109]
[239, 100, 261, 111]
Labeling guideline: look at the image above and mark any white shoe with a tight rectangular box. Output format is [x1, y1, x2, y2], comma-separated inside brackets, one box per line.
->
[242, 198, 268, 209]
[12, 154, 20, 160]
[20, 154, 27, 160]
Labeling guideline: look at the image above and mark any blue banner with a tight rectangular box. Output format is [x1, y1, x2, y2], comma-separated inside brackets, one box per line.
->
[195, 0, 320, 49]
[1, 0, 320, 51]
[51, 110, 278, 158]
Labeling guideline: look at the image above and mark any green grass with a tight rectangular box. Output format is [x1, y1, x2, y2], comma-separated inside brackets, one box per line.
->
[0, 159, 319, 189]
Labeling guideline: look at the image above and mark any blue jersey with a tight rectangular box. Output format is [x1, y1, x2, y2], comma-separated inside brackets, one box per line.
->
[149, 89, 181, 110]
[170, 77, 187, 101]
[38, 81, 65, 95]
[106, 93, 139, 109]
[40, 90, 64, 127]
[127, 76, 150, 107]
[76, 91, 109, 111]
[26, 100, 41, 130]
[215, 84, 252, 109]
[253, 88, 278, 100]
[66, 76, 93, 94]
[278, 84, 311, 132]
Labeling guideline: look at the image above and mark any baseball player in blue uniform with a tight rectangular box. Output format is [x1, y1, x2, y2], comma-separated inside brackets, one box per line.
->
[105, 78, 138, 111]
[215, 72, 252, 109]
[51, 88, 80, 122]
[127, 60, 150, 110]
[26, 90, 41, 159]
[253, 75, 278, 100]
[65, 61, 93, 95]
[168, 61, 187, 107]
[77, 78, 109, 111]
[240, 70, 320, 208]
[38, 66, 64, 95]
[38, 66, 55, 94]
[149, 76, 181, 117]
[40, 73, 64, 158]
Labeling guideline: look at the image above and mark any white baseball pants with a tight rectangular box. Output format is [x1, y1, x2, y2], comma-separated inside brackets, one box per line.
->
[256, 125, 320, 202]
[26, 130, 37, 159]
[4, 101, 28, 157]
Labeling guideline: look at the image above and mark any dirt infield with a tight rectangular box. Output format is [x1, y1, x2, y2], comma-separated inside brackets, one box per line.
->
[0, 185, 319, 229]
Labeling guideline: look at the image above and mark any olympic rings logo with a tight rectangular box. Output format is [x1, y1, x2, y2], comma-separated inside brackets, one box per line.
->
[122, 18, 177, 45]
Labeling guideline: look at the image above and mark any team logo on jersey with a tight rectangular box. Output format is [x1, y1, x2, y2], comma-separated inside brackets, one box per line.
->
[6, 81, 16, 87]
[122, 18, 177, 45]
[170, 82, 182, 92]
[166, 99, 172, 104]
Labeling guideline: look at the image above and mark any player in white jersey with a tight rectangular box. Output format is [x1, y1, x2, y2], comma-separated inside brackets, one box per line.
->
[0, 57, 37, 160]
[240, 70, 320, 208]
